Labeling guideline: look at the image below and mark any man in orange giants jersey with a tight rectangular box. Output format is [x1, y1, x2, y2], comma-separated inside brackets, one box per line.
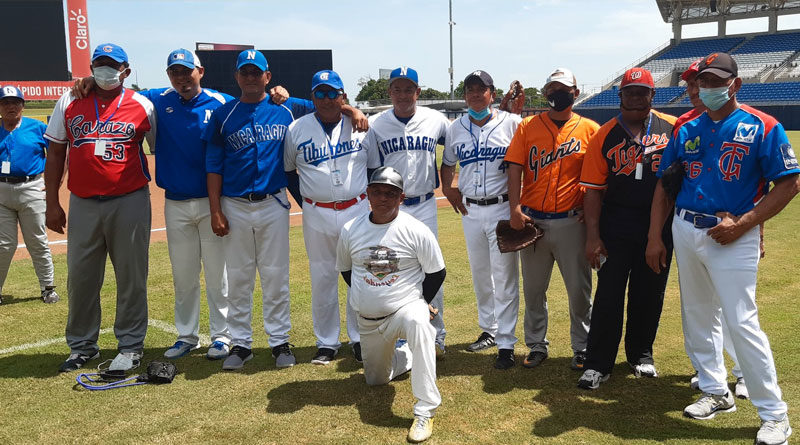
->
[577, 67, 676, 390]
[505, 68, 599, 370]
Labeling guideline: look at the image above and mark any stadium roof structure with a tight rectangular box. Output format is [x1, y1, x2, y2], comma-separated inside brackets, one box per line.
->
[656, 0, 800, 24]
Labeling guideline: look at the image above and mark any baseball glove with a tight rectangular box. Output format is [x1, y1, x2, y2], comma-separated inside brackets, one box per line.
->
[499, 80, 525, 114]
[660, 160, 685, 202]
[496, 220, 544, 253]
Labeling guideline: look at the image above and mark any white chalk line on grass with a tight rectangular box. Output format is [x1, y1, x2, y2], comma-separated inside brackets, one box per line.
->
[17, 197, 448, 249]
[0, 318, 209, 355]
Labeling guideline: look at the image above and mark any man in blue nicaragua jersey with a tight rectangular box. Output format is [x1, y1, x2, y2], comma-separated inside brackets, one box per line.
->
[0, 85, 58, 305]
[647, 52, 798, 445]
[204, 49, 314, 371]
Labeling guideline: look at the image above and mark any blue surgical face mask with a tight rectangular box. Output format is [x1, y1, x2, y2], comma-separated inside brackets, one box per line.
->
[698, 84, 732, 111]
[468, 107, 491, 120]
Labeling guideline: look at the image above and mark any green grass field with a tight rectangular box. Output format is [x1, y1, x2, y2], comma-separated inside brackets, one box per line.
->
[0, 134, 798, 444]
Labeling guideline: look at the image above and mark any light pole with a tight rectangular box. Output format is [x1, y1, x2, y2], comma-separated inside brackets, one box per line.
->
[449, 0, 455, 99]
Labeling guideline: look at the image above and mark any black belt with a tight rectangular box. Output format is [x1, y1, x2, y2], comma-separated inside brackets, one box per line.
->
[238, 190, 280, 202]
[0, 174, 40, 184]
[466, 194, 508, 206]
[522, 206, 581, 220]
[360, 314, 390, 321]
[676, 207, 719, 229]
[403, 192, 435, 206]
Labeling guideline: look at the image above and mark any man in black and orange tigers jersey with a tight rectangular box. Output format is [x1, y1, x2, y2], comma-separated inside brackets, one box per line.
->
[577, 67, 677, 390]
[505, 68, 600, 371]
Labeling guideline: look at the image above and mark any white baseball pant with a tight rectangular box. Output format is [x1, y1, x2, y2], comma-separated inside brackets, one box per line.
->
[302, 199, 367, 350]
[359, 298, 441, 418]
[461, 201, 519, 350]
[401, 197, 445, 348]
[222, 193, 291, 349]
[0, 177, 54, 293]
[673, 214, 786, 421]
[165, 198, 229, 346]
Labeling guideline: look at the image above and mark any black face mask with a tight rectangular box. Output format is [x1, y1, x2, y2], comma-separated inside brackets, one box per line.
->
[547, 89, 574, 112]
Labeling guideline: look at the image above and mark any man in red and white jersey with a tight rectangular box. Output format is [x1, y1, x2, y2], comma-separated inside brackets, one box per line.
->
[44, 43, 156, 374]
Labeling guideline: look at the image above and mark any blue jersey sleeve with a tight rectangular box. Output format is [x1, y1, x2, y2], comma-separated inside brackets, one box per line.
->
[203, 109, 226, 175]
[280, 97, 315, 119]
[656, 131, 680, 178]
[138, 88, 167, 103]
[758, 123, 800, 182]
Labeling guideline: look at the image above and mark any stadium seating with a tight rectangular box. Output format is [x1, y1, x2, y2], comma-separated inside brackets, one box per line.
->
[652, 86, 685, 105]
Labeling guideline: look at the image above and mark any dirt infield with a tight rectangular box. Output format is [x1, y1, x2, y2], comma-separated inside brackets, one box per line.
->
[13, 155, 453, 260]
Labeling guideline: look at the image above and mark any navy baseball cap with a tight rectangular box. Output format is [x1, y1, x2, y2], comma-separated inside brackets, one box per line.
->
[464, 70, 494, 87]
[92, 43, 128, 63]
[236, 50, 268, 71]
[167, 49, 202, 69]
[0, 85, 24, 101]
[389, 66, 418, 87]
[311, 70, 344, 91]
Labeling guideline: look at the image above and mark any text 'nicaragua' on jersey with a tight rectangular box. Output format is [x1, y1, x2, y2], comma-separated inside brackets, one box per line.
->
[203, 96, 313, 197]
[442, 110, 521, 199]
[336, 211, 445, 319]
[284, 114, 367, 203]
[659, 104, 799, 216]
[504, 112, 600, 213]
[363, 107, 449, 198]
[44, 89, 155, 198]
[141, 87, 233, 200]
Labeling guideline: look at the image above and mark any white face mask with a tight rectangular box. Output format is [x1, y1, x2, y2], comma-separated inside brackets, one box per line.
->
[93, 66, 123, 90]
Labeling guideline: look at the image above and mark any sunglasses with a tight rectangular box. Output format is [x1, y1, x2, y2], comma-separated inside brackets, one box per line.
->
[313, 89, 343, 100]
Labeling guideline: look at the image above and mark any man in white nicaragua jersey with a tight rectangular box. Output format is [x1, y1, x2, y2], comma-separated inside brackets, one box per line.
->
[362, 66, 450, 355]
[283, 70, 368, 365]
[441, 70, 522, 369]
[336, 166, 445, 444]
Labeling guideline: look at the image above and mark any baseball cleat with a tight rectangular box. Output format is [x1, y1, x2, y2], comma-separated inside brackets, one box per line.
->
[465, 332, 496, 352]
[407, 415, 433, 443]
[223, 346, 253, 370]
[683, 391, 736, 420]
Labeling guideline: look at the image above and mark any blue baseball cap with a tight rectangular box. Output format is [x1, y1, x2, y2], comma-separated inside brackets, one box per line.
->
[92, 43, 128, 63]
[236, 50, 268, 71]
[0, 85, 24, 101]
[311, 70, 344, 91]
[167, 49, 202, 69]
[389, 66, 418, 87]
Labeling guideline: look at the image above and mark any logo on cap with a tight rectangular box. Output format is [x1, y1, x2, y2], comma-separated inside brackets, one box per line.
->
[102, 45, 113, 53]
[400, 66, 408, 76]
[3, 86, 18, 96]
[631, 70, 642, 80]
[246, 50, 256, 60]
[174, 53, 185, 60]
[472, 70, 482, 77]
[706, 53, 719, 65]
[320, 72, 329, 80]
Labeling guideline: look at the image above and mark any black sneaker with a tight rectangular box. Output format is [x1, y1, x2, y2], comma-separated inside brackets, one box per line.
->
[523, 350, 547, 368]
[494, 349, 515, 369]
[465, 332, 496, 352]
[311, 347, 336, 365]
[222, 345, 253, 370]
[571, 351, 587, 370]
[41, 286, 59, 304]
[272, 342, 296, 368]
[352, 342, 363, 363]
[59, 351, 100, 372]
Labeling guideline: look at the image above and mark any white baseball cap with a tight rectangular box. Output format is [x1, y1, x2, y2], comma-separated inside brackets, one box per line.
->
[544, 67, 577, 89]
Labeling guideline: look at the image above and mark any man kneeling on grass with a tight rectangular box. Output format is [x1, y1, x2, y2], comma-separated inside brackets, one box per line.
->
[336, 167, 445, 443]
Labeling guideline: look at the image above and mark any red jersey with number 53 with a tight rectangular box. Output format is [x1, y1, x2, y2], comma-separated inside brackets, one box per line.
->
[45, 89, 156, 198]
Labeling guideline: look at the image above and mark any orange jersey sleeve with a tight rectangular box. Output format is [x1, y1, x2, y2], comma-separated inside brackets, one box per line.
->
[580, 118, 616, 190]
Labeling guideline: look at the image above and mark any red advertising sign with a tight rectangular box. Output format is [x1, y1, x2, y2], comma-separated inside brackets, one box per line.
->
[66, 0, 91, 78]
[1, 81, 75, 101]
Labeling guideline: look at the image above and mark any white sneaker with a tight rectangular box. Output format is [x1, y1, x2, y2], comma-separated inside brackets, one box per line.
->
[734, 377, 749, 399]
[755, 416, 792, 445]
[632, 363, 658, 378]
[407, 415, 433, 443]
[577, 369, 610, 390]
[683, 391, 736, 420]
[207, 341, 230, 360]
[108, 351, 143, 372]
[163, 341, 200, 359]
[690, 371, 699, 390]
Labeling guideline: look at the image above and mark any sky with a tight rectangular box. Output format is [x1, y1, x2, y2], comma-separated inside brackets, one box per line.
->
[82, 0, 800, 99]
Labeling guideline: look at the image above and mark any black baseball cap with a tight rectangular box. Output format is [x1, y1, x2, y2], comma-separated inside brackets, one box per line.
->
[464, 70, 494, 88]
[697, 52, 738, 79]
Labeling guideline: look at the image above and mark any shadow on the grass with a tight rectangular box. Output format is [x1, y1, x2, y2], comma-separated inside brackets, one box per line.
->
[437, 345, 755, 442]
[265, 373, 408, 428]
[0, 294, 42, 305]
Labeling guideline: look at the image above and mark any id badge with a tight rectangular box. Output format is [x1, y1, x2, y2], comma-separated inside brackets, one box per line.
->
[1, 161, 10, 174]
[635, 162, 643, 180]
[472, 170, 482, 187]
[94, 140, 107, 157]
[332, 169, 343, 186]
